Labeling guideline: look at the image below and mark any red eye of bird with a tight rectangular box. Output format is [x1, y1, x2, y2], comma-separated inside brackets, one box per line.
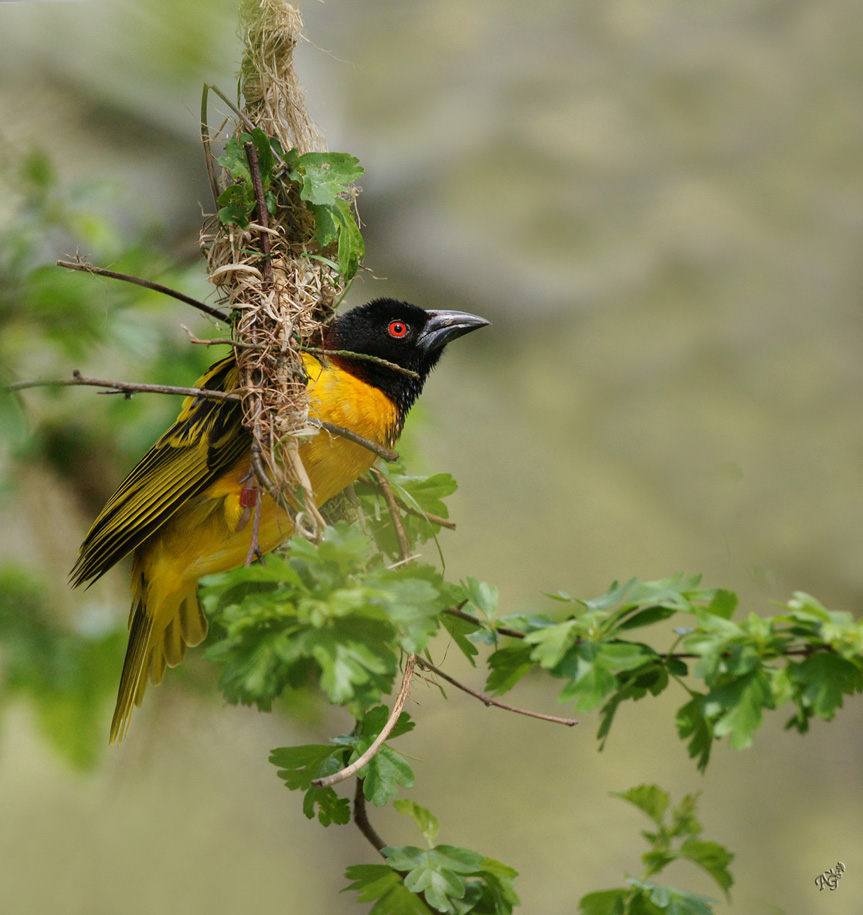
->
[388, 320, 408, 338]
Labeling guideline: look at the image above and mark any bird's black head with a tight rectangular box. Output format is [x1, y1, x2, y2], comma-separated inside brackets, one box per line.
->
[323, 298, 490, 417]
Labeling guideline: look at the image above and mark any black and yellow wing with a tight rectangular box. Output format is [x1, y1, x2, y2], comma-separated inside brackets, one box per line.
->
[70, 356, 249, 587]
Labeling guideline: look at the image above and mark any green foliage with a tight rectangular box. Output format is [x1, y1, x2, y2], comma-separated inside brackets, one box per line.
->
[345, 846, 519, 915]
[201, 522, 459, 712]
[0, 566, 123, 768]
[579, 787, 732, 915]
[352, 461, 459, 561]
[215, 129, 364, 279]
[479, 576, 863, 771]
[7, 145, 863, 915]
[269, 706, 415, 824]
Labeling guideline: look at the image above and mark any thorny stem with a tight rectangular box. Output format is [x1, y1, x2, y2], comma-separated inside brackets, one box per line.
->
[56, 259, 228, 323]
[415, 658, 578, 727]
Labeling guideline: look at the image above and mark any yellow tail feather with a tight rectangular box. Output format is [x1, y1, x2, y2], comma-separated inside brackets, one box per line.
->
[109, 584, 208, 744]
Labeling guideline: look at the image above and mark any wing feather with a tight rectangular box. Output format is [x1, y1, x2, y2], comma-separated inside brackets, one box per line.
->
[71, 357, 250, 586]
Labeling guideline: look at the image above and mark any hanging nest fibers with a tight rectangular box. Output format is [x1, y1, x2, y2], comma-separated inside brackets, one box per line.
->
[200, 0, 365, 536]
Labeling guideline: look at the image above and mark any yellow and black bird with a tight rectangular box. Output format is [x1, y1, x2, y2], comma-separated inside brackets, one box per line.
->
[71, 298, 488, 742]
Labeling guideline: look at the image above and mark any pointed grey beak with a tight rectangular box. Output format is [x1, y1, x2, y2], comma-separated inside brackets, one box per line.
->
[418, 309, 491, 352]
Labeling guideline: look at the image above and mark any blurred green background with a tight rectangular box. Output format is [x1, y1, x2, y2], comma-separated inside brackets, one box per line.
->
[2, 0, 863, 912]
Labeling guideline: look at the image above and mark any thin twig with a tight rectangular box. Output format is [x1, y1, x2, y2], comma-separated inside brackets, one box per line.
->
[206, 84, 275, 159]
[313, 419, 399, 462]
[5, 373, 241, 402]
[415, 658, 578, 727]
[371, 467, 412, 559]
[312, 655, 416, 789]
[353, 779, 386, 855]
[399, 504, 456, 531]
[180, 325, 261, 350]
[443, 606, 528, 640]
[244, 140, 274, 287]
[5, 374, 398, 465]
[302, 345, 420, 380]
[56, 260, 228, 323]
[200, 83, 221, 210]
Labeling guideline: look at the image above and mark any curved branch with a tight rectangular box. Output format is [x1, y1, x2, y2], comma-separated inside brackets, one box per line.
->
[353, 779, 386, 855]
[311, 654, 416, 789]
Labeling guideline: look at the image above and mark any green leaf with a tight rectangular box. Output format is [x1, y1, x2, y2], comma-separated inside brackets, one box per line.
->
[385, 845, 485, 915]
[676, 697, 714, 772]
[613, 785, 669, 825]
[704, 589, 738, 620]
[524, 620, 580, 668]
[302, 785, 351, 826]
[441, 612, 479, 665]
[344, 865, 432, 914]
[677, 839, 734, 900]
[293, 151, 364, 205]
[269, 743, 345, 790]
[485, 645, 534, 694]
[786, 652, 863, 721]
[395, 799, 440, 846]
[627, 879, 717, 915]
[616, 605, 677, 631]
[704, 668, 772, 749]
[578, 889, 628, 915]
[462, 577, 499, 618]
[362, 745, 416, 807]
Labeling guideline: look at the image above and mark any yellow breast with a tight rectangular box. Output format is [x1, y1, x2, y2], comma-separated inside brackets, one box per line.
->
[177, 356, 399, 580]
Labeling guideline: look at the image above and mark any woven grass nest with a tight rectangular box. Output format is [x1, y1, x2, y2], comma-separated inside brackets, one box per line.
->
[199, 0, 361, 532]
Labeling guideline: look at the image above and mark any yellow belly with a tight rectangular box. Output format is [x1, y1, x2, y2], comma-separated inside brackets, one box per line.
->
[143, 356, 399, 587]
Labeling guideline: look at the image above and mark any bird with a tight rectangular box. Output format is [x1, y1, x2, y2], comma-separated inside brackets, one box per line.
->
[70, 298, 489, 742]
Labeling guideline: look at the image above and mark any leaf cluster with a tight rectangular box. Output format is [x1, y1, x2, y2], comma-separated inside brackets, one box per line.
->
[270, 705, 416, 825]
[579, 786, 733, 915]
[477, 577, 863, 770]
[201, 521, 464, 714]
[215, 128, 365, 279]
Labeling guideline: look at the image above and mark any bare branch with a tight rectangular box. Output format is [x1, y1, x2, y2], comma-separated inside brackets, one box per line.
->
[443, 605, 528, 641]
[313, 419, 399, 463]
[302, 345, 420, 380]
[415, 658, 578, 727]
[311, 654, 416, 789]
[5, 372, 241, 402]
[56, 259, 229, 323]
